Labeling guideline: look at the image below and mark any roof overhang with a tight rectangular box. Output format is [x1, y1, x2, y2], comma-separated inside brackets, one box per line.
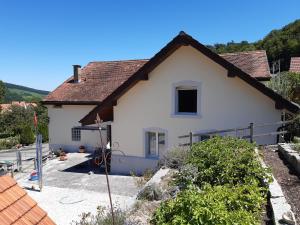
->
[42, 101, 101, 105]
[255, 77, 271, 81]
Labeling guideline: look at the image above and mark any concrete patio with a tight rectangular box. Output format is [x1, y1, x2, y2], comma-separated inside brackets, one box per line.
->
[17, 153, 140, 225]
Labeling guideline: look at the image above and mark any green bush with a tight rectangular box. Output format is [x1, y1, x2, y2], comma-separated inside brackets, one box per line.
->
[293, 136, 300, 143]
[38, 123, 48, 142]
[137, 183, 163, 201]
[0, 136, 20, 150]
[0, 133, 14, 139]
[177, 136, 271, 188]
[152, 183, 266, 225]
[153, 137, 271, 224]
[20, 125, 35, 145]
[160, 147, 189, 169]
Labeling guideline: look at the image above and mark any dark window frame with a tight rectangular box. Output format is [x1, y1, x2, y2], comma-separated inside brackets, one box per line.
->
[71, 128, 81, 141]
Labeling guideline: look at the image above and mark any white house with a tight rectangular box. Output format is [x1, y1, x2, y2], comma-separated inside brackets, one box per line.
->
[43, 32, 299, 174]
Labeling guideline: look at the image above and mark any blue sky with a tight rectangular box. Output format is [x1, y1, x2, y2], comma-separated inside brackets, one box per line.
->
[0, 0, 299, 91]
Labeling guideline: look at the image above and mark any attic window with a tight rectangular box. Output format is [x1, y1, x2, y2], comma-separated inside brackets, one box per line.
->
[177, 89, 197, 113]
[172, 81, 202, 117]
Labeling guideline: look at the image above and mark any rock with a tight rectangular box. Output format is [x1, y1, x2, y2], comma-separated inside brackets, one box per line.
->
[281, 211, 296, 225]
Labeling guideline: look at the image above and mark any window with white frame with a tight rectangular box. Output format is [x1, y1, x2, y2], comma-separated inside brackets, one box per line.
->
[71, 128, 81, 141]
[145, 129, 166, 158]
[172, 81, 201, 117]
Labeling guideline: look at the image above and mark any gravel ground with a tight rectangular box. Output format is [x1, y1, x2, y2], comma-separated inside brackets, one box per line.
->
[262, 146, 300, 224]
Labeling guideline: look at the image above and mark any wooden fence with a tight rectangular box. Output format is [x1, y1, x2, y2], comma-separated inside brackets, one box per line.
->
[179, 120, 295, 147]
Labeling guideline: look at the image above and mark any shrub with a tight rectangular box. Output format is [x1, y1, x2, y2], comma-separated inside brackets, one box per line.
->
[0, 133, 14, 139]
[72, 205, 137, 225]
[293, 143, 300, 152]
[20, 125, 35, 145]
[153, 137, 271, 224]
[0, 136, 20, 150]
[131, 168, 154, 188]
[152, 183, 266, 225]
[159, 147, 189, 169]
[178, 136, 271, 188]
[137, 183, 163, 201]
[293, 136, 300, 143]
[38, 123, 48, 142]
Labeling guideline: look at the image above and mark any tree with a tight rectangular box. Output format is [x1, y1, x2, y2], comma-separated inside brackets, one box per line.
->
[20, 125, 35, 145]
[208, 19, 300, 72]
[266, 71, 300, 104]
[0, 80, 6, 103]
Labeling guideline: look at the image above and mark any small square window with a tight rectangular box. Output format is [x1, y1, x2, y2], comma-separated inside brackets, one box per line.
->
[72, 128, 81, 141]
[177, 89, 197, 113]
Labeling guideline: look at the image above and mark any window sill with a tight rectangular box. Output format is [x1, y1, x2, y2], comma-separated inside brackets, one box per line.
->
[170, 113, 202, 119]
[145, 155, 159, 159]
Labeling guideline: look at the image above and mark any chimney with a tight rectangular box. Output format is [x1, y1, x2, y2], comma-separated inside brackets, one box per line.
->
[73, 65, 81, 83]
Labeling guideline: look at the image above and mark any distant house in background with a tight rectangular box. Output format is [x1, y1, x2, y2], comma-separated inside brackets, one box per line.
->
[0, 175, 56, 225]
[289, 57, 300, 73]
[0, 101, 37, 113]
[43, 32, 299, 174]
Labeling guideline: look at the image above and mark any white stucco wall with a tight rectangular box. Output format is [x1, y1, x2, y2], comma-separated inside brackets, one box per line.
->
[47, 105, 107, 152]
[111, 46, 282, 158]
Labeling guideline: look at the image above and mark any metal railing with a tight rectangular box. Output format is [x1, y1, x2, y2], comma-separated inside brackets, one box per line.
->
[179, 120, 296, 147]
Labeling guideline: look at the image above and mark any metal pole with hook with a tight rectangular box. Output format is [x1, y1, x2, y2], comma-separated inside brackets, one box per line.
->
[95, 114, 115, 225]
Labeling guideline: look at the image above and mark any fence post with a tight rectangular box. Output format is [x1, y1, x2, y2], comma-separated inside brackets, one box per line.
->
[16, 150, 22, 172]
[189, 132, 193, 149]
[249, 123, 254, 143]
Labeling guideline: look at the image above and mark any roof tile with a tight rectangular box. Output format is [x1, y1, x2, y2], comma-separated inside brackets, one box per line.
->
[0, 176, 56, 225]
[220, 50, 271, 79]
[289, 57, 300, 73]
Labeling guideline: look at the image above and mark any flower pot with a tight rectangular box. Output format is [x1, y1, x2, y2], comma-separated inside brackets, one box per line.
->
[79, 146, 86, 153]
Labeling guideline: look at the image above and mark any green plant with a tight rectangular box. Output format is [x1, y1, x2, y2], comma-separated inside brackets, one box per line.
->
[152, 183, 266, 225]
[72, 205, 137, 225]
[137, 183, 163, 201]
[294, 143, 300, 152]
[20, 125, 35, 145]
[132, 168, 154, 188]
[177, 136, 272, 188]
[0, 136, 20, 150]
[293, 136, 300, 143]
[38, 123, 48, 142]
[160, 147, 189, 169]
[143, 168, 154, 182]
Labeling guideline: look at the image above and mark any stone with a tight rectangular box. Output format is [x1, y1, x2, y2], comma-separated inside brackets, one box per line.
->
[281, 211, 296, 225]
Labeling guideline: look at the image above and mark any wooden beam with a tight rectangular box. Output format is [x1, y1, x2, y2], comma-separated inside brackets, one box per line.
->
[112, 100, 117, 106]
[227, 70, 236, 78]
[141, 73, 149, 80]
[275, 101, 284, 110]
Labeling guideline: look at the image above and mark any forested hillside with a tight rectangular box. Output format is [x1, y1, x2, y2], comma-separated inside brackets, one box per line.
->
[208, 19, 300, 71]
[3, 82, 49, 103]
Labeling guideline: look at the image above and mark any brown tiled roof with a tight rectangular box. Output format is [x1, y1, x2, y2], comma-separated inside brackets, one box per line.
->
[289, 57, 300, 73]
[220, 50, 271, 80]
[43, 50, 270, 104]
[0, 176, 56, 225]
[43, 60, 148, 104]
